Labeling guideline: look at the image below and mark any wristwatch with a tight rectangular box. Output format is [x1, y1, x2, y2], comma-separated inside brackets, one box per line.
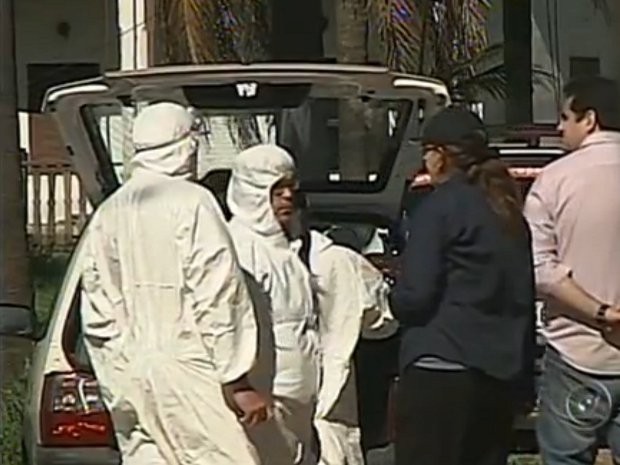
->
[595, 303, 611, 328]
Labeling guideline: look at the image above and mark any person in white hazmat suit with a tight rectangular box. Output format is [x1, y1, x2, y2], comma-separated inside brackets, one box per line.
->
[80, 102, 271, 465]
[226, 144, 321, 465]
[298, 223, 398, 465]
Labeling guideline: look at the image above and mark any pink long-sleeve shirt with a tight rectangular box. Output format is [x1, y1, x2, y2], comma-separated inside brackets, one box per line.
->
[524, 131, 620, 374]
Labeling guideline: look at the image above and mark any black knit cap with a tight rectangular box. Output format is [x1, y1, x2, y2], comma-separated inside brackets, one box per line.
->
[421, 106, 488, 147]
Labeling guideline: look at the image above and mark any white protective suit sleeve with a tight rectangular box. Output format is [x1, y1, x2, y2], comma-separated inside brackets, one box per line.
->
[313, 238, 398, 419]
[81, 213, 125, 343]
[356, 253, 399, 341]
[178, 196, 258, 385]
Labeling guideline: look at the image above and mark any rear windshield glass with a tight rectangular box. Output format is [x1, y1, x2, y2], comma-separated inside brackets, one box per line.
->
[82, 81, 417, 192]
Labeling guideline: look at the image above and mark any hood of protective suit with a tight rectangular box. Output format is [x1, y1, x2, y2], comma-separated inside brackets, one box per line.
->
[130, 102, 198, 179]
[227, 144, 296, 242]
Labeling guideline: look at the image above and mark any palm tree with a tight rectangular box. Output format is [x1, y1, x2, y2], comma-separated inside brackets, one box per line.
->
[156, 1, 498, 177]
[155, 0, 272, 149]
[157, 0, 610, 175]
[157, 0, 270, 64]
[159, 0, 611, 101]
[372, 0, 497, 97]
[335, 0, 372, 179]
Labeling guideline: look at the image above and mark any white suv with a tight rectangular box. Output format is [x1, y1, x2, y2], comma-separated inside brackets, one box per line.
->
[7, 63, 449, 465]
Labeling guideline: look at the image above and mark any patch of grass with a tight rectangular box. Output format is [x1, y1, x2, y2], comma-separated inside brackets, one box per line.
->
[1, 253, 70, 465]
[1, 365, 29, 465]
[509, 454, 542, 465]
[32, 252, 70, 327]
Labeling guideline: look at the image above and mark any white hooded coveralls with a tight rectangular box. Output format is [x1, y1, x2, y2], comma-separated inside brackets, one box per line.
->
[308, 231, 397, 465]
[227, 144, 320, 465]
[80, 102, 260, 465]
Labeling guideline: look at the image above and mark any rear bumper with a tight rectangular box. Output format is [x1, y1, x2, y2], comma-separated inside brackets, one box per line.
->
[33, 446, 120, 465]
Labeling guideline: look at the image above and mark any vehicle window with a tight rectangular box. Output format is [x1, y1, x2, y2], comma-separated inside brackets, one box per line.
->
[82, 82, 414, 192]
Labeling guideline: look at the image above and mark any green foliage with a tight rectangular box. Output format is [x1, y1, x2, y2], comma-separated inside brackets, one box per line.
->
[372, 1, 554, 102]
[1, 368, 28, 465]
[32, 253, 70, 328]
[1, 253, 69, 465]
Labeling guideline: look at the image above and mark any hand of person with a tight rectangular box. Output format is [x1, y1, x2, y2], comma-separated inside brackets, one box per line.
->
[604, 307, 620, 326]
[222, 378, 273, 427]
[601, 307, 620, 348]
[231, 388, 273, 427]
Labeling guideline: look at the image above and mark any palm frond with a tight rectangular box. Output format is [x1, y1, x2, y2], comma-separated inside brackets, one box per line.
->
[455, 64, 560, 102]
[532, 67, 558, 92]
[162, 0, 271, 150]
[450, 42, 503, 76]
[162, 0, 270, 64]
[370, 0, 492, 78]
[166, 0, 220, 63]
[455, 64, 507, 101]
[429, 0, 492, 82]
[371, 0, 425, 72]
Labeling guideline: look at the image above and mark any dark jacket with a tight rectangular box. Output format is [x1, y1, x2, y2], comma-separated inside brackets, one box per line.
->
[390, 173, 536, 384]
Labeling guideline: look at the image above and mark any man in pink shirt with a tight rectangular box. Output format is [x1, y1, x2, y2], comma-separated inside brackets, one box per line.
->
[524, 76, 620, 465]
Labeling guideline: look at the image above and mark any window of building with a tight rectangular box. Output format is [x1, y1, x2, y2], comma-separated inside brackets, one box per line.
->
[569, 57, 600, 79]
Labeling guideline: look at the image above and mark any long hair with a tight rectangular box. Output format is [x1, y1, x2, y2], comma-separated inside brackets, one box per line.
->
[446, 134, 524, 236]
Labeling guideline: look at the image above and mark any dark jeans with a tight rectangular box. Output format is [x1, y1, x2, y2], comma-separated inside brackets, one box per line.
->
[394, 364, 515, 465]
[537, 347, 620, 465]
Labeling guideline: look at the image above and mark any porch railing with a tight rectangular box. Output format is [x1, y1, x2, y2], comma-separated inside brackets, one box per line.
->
[23, 160, 92, 252]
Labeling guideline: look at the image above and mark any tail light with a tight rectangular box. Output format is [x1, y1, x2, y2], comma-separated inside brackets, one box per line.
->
[40, 372, 115, 447]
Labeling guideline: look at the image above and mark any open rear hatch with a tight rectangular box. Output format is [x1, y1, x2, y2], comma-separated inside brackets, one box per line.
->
[43, 63, 449, 223]
[44, 63, 450, 452]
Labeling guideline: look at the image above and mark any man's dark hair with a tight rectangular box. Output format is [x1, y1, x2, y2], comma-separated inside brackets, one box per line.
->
[563, 76, 620, 130]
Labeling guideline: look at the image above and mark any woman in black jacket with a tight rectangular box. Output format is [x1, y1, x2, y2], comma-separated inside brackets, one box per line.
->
[391, 107, 536, 465]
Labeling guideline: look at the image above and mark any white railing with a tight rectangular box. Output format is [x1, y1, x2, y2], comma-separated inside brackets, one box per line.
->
[23, 161, 92, 251]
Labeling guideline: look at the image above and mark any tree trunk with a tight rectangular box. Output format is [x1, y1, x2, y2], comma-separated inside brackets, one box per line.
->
[503, 0, 533, 124]
[366, 10, 388, 174]
[271, 0, 325, 61]
[0, 0, 34, 386]
[336, 0, 368, 180]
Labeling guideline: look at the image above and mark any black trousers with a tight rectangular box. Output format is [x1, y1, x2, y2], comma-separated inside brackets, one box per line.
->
[395, 364, 516, 465]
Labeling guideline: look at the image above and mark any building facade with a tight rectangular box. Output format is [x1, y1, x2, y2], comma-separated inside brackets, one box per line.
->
[482, 0, 619, 124]
[14, 0, 617, 248]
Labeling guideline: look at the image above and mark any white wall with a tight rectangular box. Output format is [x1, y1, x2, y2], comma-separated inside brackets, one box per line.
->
[118, 0, 148, 70]
[483, 0, 617, 125]
[15, 0, 118, 240]
[107, 0, 149, 175]
[14, 0, 119, 110]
